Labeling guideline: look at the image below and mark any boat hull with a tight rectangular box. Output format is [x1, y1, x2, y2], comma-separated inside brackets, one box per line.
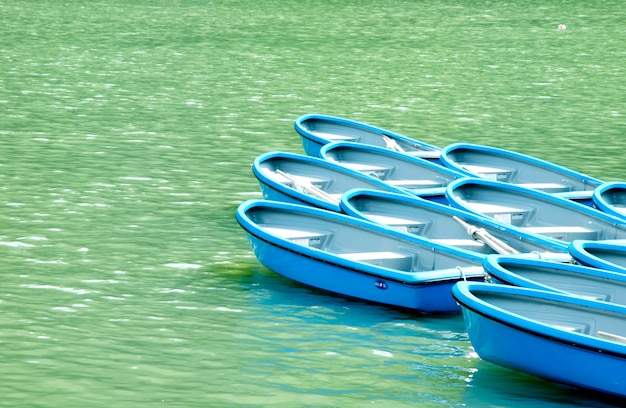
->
[482, 254, 626, 306]
[320, 141, 462, 203]
[592, 181, 626, 221]
[340, 188, 569, 257]
[569, 240, 626, 274]
[453, 282, 626, 398]
[252, 151, 407, 212]
[237, 200, 485, 313]
[294, 113, 440, 161]
[446, 177, 626, 243]
[439, 142, 602, 195]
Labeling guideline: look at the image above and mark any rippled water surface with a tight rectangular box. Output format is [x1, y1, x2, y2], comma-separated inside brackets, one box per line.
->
[2, 0, 625, 407]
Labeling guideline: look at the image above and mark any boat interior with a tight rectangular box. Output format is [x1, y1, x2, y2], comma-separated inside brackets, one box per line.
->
[476, 290, 626, 344]
[448, 184, 626, 242]
[250, 206, 478, 274]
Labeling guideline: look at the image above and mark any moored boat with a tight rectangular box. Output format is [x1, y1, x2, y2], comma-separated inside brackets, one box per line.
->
[446, 178, 626, 243]
[482, 254, 626, 306]
[294, 113, 440, 161]
[236, 199, 485, 313]
[592, 181, 626, 221]
[252, 151, 407, 212]
[569, 240, 626, 274]
[340, 188, 569, 259]
[439, 143, 602, 206]
[452, 281, 626, 398]
[320, 142, 464, 203]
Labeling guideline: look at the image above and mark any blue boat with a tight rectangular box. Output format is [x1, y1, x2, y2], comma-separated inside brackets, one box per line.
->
[592, 181, 626, 220]
[452, 281, 626, 398]
[252, 151, 407, 213]
[569, 240, 626, 274]
[340, 189, 569, 259]
[236, 199, 485, 313]
[439, 143, 602, 206]
[446, 178, 626, 243]
[294, 113, 440, 161]
[482, 254, 626, 306]
[320, 142, 464, 203]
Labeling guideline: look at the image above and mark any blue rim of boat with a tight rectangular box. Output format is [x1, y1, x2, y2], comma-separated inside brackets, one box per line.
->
[340, 188, 569, 252]
[569, 240, 626, 272]
[294, 113, 440, 151]
[236, 199, 484, 286]
[319, 141, 465, 178]
[482, 254, 626, 291]
[592, 181, 626, 218]
[445, 177, 626, 225]
[452, 281, 626, 358]
[439, 142, 603, 186]
[252, 151, 407, 211]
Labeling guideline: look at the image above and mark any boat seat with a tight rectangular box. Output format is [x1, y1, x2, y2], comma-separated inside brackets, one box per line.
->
[338, 251, 414, 271]
[364, 214, 427, 234]
[463, 202, 530, 226]
[332, 162, 391, 179]
[521, 226, 599, 241]
[404, 150, 441, 160]
[459, 164, 515, 182]
[597, 331, 626, 345]
[271, 172, 329, 189]
[386, 179, 445, 190]
[431, 238, 488, 252]
[263, 227, 330, 249]
[516, 182, 571, 193]
[311, 131, 357, 142]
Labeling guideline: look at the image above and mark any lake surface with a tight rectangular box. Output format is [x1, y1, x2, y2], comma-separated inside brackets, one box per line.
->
[1, 0, 625, 406]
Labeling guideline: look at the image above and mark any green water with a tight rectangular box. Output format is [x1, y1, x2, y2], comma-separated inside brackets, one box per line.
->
[1, 0, 625, 406]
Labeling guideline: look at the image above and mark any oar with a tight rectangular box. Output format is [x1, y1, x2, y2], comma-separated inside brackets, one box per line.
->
[382, 135, 405, 152]
[453, 216, 519, 255]
[276, 169, 340, 204]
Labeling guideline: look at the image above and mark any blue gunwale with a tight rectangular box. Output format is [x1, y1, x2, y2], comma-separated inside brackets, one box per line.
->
[452, 282, 626, 359]
[446, 177, 626, 225]
[236, 199, 484, 286]
[340, 188, 569, 252]
[482, 254, 626, 292]
[294, 113, 439, 157]
[592, 181, 626, 220]
[252, 151, 408, 212]
[440, 142, 603, 188]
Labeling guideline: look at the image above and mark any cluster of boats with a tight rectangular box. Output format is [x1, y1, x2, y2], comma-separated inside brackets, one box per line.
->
[236, 113, 626, 399]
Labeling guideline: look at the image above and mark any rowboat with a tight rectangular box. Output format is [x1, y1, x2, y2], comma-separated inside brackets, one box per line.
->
[569, 240, 626, 274]
[320, 142, 464, 203]
[445, 178, 626, 243]
[252, 151, 407, 213]
[439, 143, 602, 206]
[236, 199, 485, 313]
[294, 113, 440, 161]
[340, 189, 569, 258]
[452, 281, 626, 398]
[482, 254, 626, 306]
[592, 181, 626, 220]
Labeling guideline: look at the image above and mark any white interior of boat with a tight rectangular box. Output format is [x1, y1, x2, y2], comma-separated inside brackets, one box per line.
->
[521, 226, 599, 241]
[479, 291, 626, 345]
